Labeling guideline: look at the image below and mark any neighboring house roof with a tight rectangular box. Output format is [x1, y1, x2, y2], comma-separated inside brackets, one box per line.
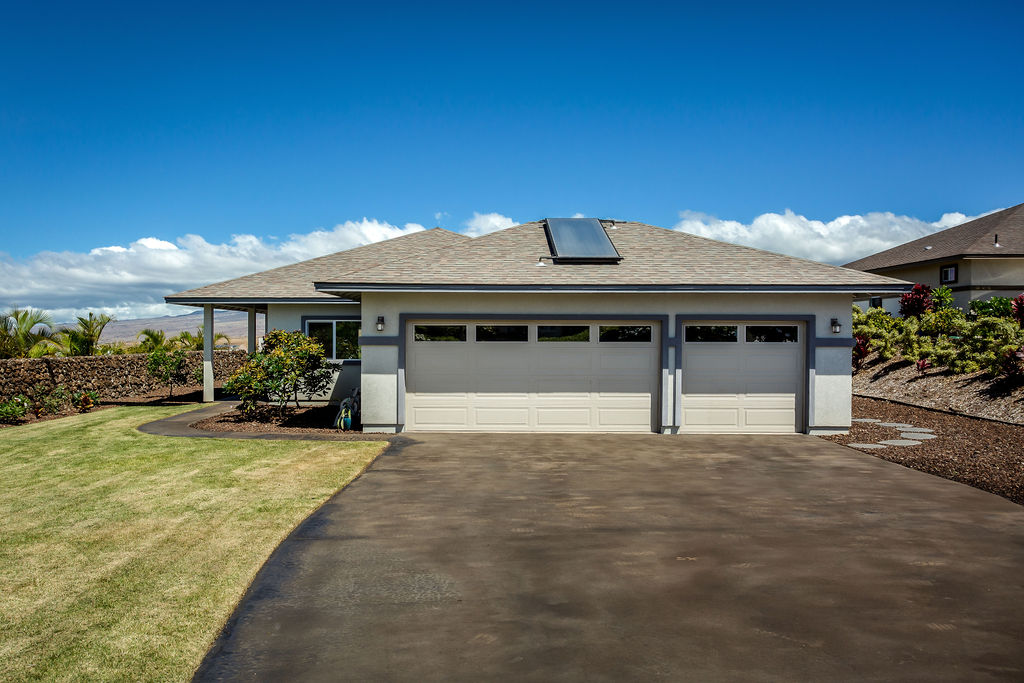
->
[165, 228, 469, 307]
[843, 202, 1024, 272]
[314, 221, 908, 294]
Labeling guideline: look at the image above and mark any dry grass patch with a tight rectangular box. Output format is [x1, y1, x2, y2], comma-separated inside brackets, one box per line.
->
[0, 405, 385, 681]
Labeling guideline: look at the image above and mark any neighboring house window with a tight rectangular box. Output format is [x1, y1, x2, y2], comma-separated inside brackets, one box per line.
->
[940, 264, 958, 284]
[869, 296, 883, 309]
[305, 319, 361, 360]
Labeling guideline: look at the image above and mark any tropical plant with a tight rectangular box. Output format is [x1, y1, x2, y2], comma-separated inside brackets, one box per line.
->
[224, 330, 333, 416]
[0, 308, 59, 358]
[899, 284, 933, 318]
[146, 348, 190, 398]
[1013, 294, 1024, 327]
[930, 285, 955, 311]
[24, 384, 71, 417]
[135, 328, 170, 353]
[71, 390, 100, 412]
[53, 312, 115, 356]
[171, 326, 230, 351]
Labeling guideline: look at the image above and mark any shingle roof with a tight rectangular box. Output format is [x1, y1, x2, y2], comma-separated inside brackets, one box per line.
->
[844, 203, 1024, 272]
[313, 221, 907, 291]
[166, 228, 469, 303]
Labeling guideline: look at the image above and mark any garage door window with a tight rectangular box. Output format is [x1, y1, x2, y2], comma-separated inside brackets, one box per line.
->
[476, 325, 528, 342]
[599, 325, 652, 342]
[538, 325, 590, 342]
[414, 325, 467, 342]
[685, 325, 737, 342]
[745, 326, 799, 343]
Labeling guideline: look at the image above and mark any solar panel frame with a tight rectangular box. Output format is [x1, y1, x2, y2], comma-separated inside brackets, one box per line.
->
[543, 218, 622, 263]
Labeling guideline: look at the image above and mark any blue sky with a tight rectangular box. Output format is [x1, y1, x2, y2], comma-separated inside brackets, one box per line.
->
[1, 1, 1022, 318]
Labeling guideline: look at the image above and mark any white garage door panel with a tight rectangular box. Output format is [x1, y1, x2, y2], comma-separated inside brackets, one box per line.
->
[680, 323, 804, 433]
[406, 321, 658, 432]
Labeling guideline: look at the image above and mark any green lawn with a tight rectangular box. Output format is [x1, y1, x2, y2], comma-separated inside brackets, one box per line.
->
[0, 405, 386, 681]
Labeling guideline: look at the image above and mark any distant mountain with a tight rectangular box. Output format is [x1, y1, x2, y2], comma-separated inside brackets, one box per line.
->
[99, 310, 266, 350]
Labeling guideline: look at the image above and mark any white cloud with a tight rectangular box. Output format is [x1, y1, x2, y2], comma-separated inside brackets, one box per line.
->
[0, 218, 424, 322]
[571, 212, 585, 218]
[463, 211, 516, 237]
[674, 208, 994, 265]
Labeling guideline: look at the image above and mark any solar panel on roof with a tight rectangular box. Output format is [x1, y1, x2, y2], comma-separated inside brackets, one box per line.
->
[543, 218, 622, 263]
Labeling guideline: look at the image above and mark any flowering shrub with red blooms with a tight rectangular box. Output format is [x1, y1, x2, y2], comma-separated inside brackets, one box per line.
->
[1012, 294, 1024, 327]
[899, 284, 934, 318]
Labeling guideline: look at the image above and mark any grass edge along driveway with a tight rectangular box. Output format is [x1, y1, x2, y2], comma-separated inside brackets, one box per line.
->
[0, 405, 385, 681]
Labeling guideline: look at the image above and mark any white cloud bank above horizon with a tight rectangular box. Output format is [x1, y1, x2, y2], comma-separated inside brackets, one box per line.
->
[674, 208, 991, 265]
[0, 218, 426, 323]
[0, 207, 998, 322]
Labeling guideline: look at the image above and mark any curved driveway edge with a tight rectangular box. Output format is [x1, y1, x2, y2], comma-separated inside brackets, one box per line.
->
[192, 432, 1024, 682]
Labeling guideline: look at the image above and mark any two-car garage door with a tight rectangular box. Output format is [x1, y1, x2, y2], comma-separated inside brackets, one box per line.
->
[404, 319, 804, 433]
[406, 321, 659, 432]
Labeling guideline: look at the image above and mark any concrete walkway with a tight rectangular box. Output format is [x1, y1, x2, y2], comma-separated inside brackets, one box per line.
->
[193, 433, 1024, 682]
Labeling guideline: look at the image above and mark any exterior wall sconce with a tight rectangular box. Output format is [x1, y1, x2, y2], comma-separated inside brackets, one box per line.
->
[376, 316, 385, 332]
[831, 318, 841, 334]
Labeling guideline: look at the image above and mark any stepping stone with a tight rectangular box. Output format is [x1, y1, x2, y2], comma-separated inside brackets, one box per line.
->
[901, 432, 937, 440]
[900, 427, 934, 433]
[879, 422, 913, 428]
[848, 443, 886, 449]
[852, 418, 881, 423]
[880, 439, 922, 446]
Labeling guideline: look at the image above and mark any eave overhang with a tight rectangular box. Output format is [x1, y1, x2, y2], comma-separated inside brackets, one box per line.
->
[314, 282, 912, 296]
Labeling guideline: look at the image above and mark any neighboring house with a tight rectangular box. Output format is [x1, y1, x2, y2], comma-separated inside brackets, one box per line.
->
[845, 202, 1024, 314]
[166, 218, 907, 435]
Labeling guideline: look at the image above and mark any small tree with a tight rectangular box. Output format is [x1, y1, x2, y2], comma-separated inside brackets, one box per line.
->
[146, 348, 190, 398]
[931, 285, 954, 311]
[225, 330, 333, 416]
[899, 284, 934, 318]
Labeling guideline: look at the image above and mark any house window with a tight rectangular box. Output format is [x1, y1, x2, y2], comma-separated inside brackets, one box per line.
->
[685, 325, 737, 342]
[537, 325, 590, 342]
[414, 325, 467, 342]
[869, 296, 883, 309]
[305, 320, 361, 360]
[475, 325, 528, 342]
[940, 264, 958, 284]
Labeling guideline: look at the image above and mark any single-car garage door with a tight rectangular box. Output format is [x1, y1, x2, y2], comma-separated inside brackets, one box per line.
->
[406, 321, 659, 432]
[680, 322, 804, 433]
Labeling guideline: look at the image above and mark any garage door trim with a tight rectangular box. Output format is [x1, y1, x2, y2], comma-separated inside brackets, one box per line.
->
[397, 313, 670, 430]
[675, 314, 815, 433]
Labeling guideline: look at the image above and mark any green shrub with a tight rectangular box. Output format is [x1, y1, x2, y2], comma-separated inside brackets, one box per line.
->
[225, 330, 334, 416]
[146, 348, 190, 398]
[0, 395, 30, 423]
[970, 296, 1013, 318]
[918, 308, 969, 337]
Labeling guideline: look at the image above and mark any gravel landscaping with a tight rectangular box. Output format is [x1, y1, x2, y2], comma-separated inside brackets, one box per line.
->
[824, 396, 1024, 505]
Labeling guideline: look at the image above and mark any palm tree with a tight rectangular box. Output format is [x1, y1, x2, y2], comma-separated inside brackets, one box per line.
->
[0, 308, 58, 358]
[136, 328, 170, 353]
[171, 326, 230, 351]
[55, 312, 115, 356]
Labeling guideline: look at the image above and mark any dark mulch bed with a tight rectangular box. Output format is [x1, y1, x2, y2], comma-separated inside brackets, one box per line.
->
[824, 396, 1024, 505]
[192, 405, 395, 441]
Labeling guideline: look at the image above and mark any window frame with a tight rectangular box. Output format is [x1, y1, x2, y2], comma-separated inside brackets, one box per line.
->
[303, 317, 362, 362]
[474, 324, 529, 342]
[939, 264, 958, 285]
[413, 324, 469, 342]
[744, 325, 800, 343]
[537, 324, 591, 343]
[684, 324, 739, 343]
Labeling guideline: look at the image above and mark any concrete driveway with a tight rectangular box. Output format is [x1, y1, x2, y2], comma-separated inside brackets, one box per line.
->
[195, 434, 1024, 682]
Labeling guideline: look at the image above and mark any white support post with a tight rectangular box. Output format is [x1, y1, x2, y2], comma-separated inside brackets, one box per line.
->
[203, 305, 215, 402]
[247, 307, 257, 353]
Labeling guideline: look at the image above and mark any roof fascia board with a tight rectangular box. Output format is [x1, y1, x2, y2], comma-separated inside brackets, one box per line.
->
[165, 296, 360, 305]
[314, 283, 910, 294]
[864, 252, 1024, 272]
